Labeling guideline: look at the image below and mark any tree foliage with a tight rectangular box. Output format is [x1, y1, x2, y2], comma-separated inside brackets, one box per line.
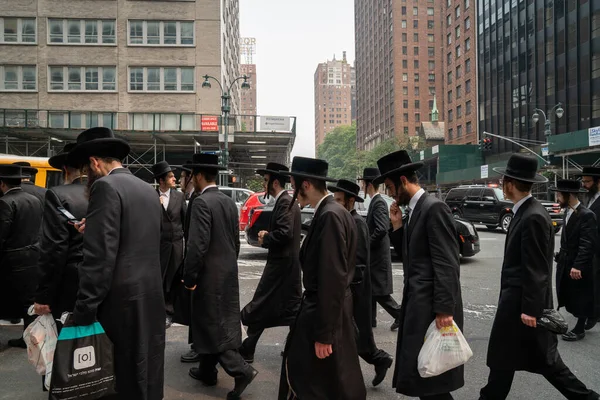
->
[245, 176, 264, 192]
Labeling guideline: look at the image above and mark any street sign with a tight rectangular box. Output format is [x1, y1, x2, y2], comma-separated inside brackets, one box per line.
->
[219, 169, 234, 175]
[432, 145, 439, 154]
[589, 126, 600, 147]
[420, 150, 425, 160]
[541, 146, 549, 157]
[481, 165, 489, 179]
[259, 116, 291, 131]
[201, 116, 219, 132]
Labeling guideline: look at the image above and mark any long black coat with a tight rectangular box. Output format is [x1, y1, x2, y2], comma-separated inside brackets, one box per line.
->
[21, 180, 47, 204]
[158, 188, 186, 292]
[241, 191, 302, 329]
[73, 168, 165, 400]
[486, 197, 558, 372]
[279, 196, 366, 400]
[367, 194, 393, 296]
[586, 197, 600, 318]
[34, 178, 87, 320]
[183, 186, 242, 354]
[0, 188, 43, 320]
[389, 193, 464, 397]
[556, 204, 597, 318]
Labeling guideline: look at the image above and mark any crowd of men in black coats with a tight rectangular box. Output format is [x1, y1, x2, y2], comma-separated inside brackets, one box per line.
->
[0, 125, 599, 400]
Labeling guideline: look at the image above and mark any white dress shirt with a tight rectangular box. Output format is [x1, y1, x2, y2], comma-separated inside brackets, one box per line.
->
[201, 184, 218, 195]
[159, 188, 170, 210]
[512, 194, 533, 216]
[314, 193, 332, 213]
[588, 192, 600, 208]
[108, 166, 124, 175]
[274, 189, 286, 203]
[407, 188, 425, 225]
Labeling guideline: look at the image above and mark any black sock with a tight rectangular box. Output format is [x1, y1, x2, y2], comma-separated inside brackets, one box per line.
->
[573, 318, 586, 334]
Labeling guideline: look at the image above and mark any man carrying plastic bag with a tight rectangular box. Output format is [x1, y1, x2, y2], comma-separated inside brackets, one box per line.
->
[23, 307, 58, 390]
[418, 321, 472, 378]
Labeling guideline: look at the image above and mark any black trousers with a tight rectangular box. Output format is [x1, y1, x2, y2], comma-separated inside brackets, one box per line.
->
[480, 358, 598, 400]
[420, 394, 454, 400]
[199, 349, 250, 380]
[372, 295, 400, 322]
[241, 326, 265, 355]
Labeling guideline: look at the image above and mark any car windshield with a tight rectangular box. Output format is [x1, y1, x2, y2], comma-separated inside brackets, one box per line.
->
[493, 188, 505, 201]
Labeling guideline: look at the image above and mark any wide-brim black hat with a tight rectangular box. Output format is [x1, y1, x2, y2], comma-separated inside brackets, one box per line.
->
[68, 127, 130, 167]
[372, 150, 423, 185]
[152, 161, 174, 178]
[187, 153, 226, 171]
[279, 156, 336, 182]
[493, 153, 548, 183]
[49, 143, 77, 170]
[12, 161, 38, 176]
[256, 162, 290, 182]
[328, 179, 364, 202]
[574, 166, 600, 178]
[549, 179, 587, 193]
[0, 164, 28, 179]
[358, 167, 381, 181]
[179, 160, 193, 173]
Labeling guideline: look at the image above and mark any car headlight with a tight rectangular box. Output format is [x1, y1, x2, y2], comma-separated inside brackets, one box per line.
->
[456, 219, 476, 236]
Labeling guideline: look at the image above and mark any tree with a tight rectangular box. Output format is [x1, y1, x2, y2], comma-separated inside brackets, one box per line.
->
[245, 176, 264, 192]
[316, 123, 362, 180]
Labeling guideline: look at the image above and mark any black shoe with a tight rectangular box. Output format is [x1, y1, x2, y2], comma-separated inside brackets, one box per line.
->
[239, 346, 254, 364]
[180, 349, 202, 363]
[585, 318, 597, 331]
[372, 355, 393, 387]
[562, 331, 585, 341]
[8, 338, 26, 348]
[390, 320, 400, 331]
[166, 316, 173, 329]
[227, 368, 258, 399]
[189, 367, 217, 386]
[9, 319, 20, 324]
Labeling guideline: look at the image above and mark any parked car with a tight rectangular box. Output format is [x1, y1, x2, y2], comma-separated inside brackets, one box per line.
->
[444, 185, 564, 234]
[239, 192, 268, 231]
[246, 193, 480, 258]
[219, 187, 254, 217]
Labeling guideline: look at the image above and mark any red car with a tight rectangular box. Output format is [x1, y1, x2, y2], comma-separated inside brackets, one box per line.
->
[239, 192, 267, 231]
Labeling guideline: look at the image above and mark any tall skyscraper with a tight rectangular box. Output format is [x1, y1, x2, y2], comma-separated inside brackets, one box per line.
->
[444, 0, 477, 145]
[477, 0, 599, 154]
[355, 0, 445, 151]
[313, 52, 354, 149]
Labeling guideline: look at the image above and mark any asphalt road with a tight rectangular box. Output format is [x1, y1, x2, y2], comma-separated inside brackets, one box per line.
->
[1, 228, 599, 399]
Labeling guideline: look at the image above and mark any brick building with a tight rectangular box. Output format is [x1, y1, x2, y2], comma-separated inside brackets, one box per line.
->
[240, 63, 256, 131]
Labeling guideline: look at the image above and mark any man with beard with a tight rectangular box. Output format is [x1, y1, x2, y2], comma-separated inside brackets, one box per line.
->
[551, 179, 597, 342]
[12, 161, 47, 204]
[374, 150, 463, 400]
[179, 161, 196, 202]
[359, 167, 400, 330]
[0, 164, 43, 348]
[278, 157, 365, 400]
[152, 161, 186, 329]
[479, 154, 598, 400]
[239, 162, 302, 364]
[329, 179, 394, 387]
[69, 127, 165, 400]
[578, 166, 600, 330]
[183, 153, 258, 399]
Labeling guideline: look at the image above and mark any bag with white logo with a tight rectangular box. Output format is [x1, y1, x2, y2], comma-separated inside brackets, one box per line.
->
[49, 314, 116, 399]
[417, 320, 473, 378]
[22, 308, 58, 390]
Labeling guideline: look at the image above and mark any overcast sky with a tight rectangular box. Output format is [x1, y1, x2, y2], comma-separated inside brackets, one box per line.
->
[240, 0, 355, 158]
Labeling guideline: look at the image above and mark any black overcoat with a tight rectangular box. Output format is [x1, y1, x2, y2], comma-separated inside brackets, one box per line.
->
[21, 180, 47, 204]
[586, 198, 600, 318]
[556, 204, 597, 318]
[35, 178, 87, 319]
[0, 188, 43, 320]
[158, 188, 186, 293]
[367, 194, 393, 296]
[389, 193, 464, 397]
[183, 186, 242, 354]
[73, 168, 165, 400]
[279, 196, 366, 400]
[486, 197, 558, 372]
[241, 191, 302, 329]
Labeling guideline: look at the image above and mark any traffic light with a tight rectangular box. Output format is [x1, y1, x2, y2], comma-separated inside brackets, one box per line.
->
[480, 138, 492, 151]
[478, 139, 484, 150]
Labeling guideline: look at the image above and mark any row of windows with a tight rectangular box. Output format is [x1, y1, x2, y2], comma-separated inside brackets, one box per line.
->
[1, 17, 195, 46]
[1, 65, 196, 93]
[447, 121, 473, 140]
[447, 0, 470, 9]
[400, 7, 435, 16]
[400, 60, 436, 70]
[401, 86, 436, 96]
[401, 46, 435, 56]
[447, 100, 473, 121]
[401, 73, 436, 82]
[447, 81, 472, 103]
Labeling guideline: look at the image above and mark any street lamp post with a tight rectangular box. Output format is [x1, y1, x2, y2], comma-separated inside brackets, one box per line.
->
[532, 102, 564, 136]
[201, 74, 250, 185]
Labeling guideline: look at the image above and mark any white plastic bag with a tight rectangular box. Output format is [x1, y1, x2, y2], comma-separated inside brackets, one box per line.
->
[23, 307, 57, 390]
[417, 320, 473, 378]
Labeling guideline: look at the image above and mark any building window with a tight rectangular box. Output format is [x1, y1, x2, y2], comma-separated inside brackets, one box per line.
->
[403, 113, 409, 122]
[466, 121, 472, 133]
[427, 34, 434, 43]
[465, 37, 471, 51]
[413, 33, 419, 42]
[455, 5, 460, 18]
[0, 65, 36, 91]
[448, 71, 453, 84]
[465, 0, 470, 8]
[457, 125, 463, 137]
[428, 73, 435, 82]
[403, 73, 408, 81]
[457, 85, 462, 99]
[415, 100, 420, 108]
[429, 86, 436, 95]
[413, 20, 419, 28]
[466, 100, 472, 115]
[448, 90, 453, 103]
[49, 112, 117, 129]
[465, 16, 471, 30]
[448, 128, 453, 140]
[456, 65, 462, 78]
[465, 58, 471, 73]
[447, 0, 452, 7]
[402, 6, 407, 15]
[415, 113, 421, 122]
[447, 33, 452, 45]
[456, 45, 461, 58]
[404, 127, 409, 135]
[403, 100, 409, 109]
[413, 7, 418, 15]
[414, 46, 419, 55]
[402, 46, 408, 55]
[448, 109, 453, 121]
[466, 79, 471, 93]
[128, 67, 195, 92]
[0, 17, 36, 44]
[428, 60, 435, 70]
[403, 86, 409, 95]
[414, 60, 419, 68]
[128, 113, 196, 131]
[428, 20, 434, 29]
[447, 52, 453, 65]
[49, 66, 116, 92]
[402, 33, 407, 42]
[402, 20, 407, 28]
[414, 73, 420, 82]
[403, 59, 408, 68]
[455, 26, 460, 39]
[457, 105, 462, 117]
[427, 8, 434, 16]
[128, 20, 194, 46]
[415, 86, 420, 95]
[428, 47, 435, 57]
[447, 15, 452, 26]
[48, 19, 116, 45]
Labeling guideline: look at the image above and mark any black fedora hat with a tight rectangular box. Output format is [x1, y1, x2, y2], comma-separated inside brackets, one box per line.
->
[12, 161, 38, 176]
[151, 161, 174, 179]
[0, 164, 28, 179]
[357, 167, 381, 181]
[187, 153, 226, 171]
[48, 143, 77, 170]
[256, 162, 290, 182]
[372, 150, 423, 185]
[179, 160, 193, 173]
[575, 166, 600, 178]
[328, 179, 364, 203]
[68, 127, 130, 167]
[279, 156, 336, 182]
[493, 153, 548, 183]
[549, 179, 587, 193]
